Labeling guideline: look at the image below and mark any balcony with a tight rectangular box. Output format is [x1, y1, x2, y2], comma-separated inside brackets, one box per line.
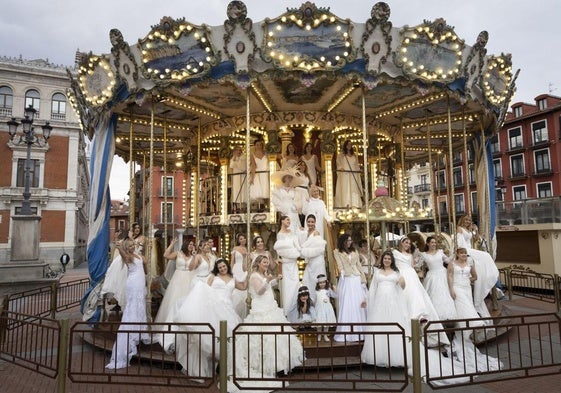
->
[0, 107, 12, 118]
[413, 184, 431, 193]
[531, 139, 550, 149]
[157, 188, 179, 198]
[50, 113, 66, 121]
[508, 172, 527, 181]
[157, 214, 181, 224]
[506, 144, 525, 154]
[496, 197, 561, 225]
[532, 168, 553, 177]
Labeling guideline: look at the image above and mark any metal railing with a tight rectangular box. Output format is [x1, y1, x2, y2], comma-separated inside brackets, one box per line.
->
[5, 278, 89, 322]
[1, 308, 560, 392]
[496, 197, 561, 225]
[498, 267, 560, 311]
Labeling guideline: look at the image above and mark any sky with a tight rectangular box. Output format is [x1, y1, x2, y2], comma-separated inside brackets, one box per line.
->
[1, 0, 559, 200]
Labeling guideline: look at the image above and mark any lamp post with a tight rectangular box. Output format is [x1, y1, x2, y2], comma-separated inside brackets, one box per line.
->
[7, 105, 52, 215]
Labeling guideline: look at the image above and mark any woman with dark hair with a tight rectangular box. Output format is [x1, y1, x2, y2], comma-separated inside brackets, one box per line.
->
[419, 236, 456, 321]
[299, 214, 327, 303]
[301, 141, 321, 186]
[274, 215, 302, 316]
[231, 232, 249, 318]
[173, 258, 246, 378]
[392, 237, 449, 347]
[362, 251, 407, 366]
[333, 234, 367, 342]
[335, 139, 363, 208]
[154, 238, 196, 325]
[281, 142, 299, 169]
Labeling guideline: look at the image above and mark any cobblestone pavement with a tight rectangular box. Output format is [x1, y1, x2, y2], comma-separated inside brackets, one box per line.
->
[1, 265, 559, 393]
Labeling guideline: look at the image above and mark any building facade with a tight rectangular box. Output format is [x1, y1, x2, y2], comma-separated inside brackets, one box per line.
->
[0, 56, 89, 269]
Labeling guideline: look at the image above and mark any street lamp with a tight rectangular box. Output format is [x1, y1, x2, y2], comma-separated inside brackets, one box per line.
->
[7, 105, 52, 215]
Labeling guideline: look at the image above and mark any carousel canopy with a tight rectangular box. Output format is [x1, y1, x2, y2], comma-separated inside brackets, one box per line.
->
[69, 1, 516, 168]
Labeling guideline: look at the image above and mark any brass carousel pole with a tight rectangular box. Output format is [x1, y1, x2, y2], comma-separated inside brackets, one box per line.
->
[462, 108, 470, 215]
[361, 87, 372, 281]
[245, 91, 251, 250]
[399, 119, 407, 234]
[196, 119, 201, 241]
[426, 111, 438, 234]
[128, 107, 135, 225]
[446, 96, 457, 242]
[147, 101, 155, 306]
[163, 115, 168, 247]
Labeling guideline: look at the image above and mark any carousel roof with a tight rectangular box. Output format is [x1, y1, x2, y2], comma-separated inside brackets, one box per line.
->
[69, 1, 517, 168]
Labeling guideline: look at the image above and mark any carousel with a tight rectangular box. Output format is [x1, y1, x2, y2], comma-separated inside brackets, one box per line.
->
[70, 1, 517, 322]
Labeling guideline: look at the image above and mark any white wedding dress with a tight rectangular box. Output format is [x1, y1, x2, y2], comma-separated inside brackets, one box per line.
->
[420, 250, 457, 320]
[231, 249, 249, 318]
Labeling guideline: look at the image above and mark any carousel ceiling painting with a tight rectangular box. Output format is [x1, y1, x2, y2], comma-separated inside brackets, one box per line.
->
[69, 1, 517, 168]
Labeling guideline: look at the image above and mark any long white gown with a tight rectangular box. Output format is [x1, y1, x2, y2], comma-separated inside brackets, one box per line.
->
[230, 154, 247, 204]
[456, 227, 499, 319]
[300, 233, 327, 304]
[231, 249, 249, 318]
[106, 256, 149, 369]
[420, 250, 457, 320]
[334, 153, 362, 208]
[392, 249, 449, 347]
[333, 249, 367, 342]
[173, 276, 242, 378]
[362, 269, 470, 386]
[234, 273, 304, 392]
[362, 269, 409, 367]
[450, 261, 485, 325]
[250, 154, 269, 201]
[301, 155, 319, 186]
[154, 252, 194, 324]
[273, 230, 301, 315]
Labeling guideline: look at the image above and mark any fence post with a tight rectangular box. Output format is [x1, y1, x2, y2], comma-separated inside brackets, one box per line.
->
[219, 320, 227, 393]
[0, 294, 9, 344]
[506, 268, 513, 301]
[57, 319, 70, 393]
[50, 282, 58, 319]
[410, 318, 422, 393]
[554, 274, 560, 313]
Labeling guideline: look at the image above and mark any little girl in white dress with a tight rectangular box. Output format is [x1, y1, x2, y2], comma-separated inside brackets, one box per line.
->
[314, 274, 337, 341]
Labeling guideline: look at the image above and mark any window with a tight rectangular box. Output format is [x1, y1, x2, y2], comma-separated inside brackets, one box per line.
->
[468, 164, 475, 184]
[16, 159, 40, 187]
[161, 202, 173, 223]
[508, 127, 522, 149]
[0, 86, 13, 109]
[454, 193, 465, 214]
[161, 176, 174, 196]
[118, 219, 126, 230]
[493, 159, 502, 179]
[531, 120, 548, 144]
[439, 200, 447, 215]
[471, 191, 478, 212]
[453, 167, 463, 187]
[537, 183, 552, 198]
[422, 198, 429, 209]
[513, 185, 526, 201]
[25, 89, 40, 113]
[51, 93, 66, 119]
[534, 149, 550, 173]
[513, 106, 522, 117]
[510, 154, 524, 177]
[538, 99, 547, 111]
[437, 170, 446, 189]
[489, 135, 499, 154]
[420, 174, 428, 185]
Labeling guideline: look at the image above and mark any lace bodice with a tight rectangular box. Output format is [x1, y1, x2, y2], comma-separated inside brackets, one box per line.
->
[374, 269, 401, 288]
[452, 262, 473, 288]
[210, 276, 236, 305]
[232, 250, 248, 281]
[248, 272, 277, 313]
[420, 250, 448, 272]
[175, 252, 192, 271]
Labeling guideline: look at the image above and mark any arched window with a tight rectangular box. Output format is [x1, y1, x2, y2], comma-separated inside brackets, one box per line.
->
[51, 92, 66, 120]
[25, 89, 40, 114]
[0, 86, 13, 116]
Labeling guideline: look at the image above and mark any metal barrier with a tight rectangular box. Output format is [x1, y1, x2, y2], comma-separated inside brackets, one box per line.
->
[67, 321, 216, 388]
[6, 278, 89, 323]
[0, 311, 61, 378]
[1, 307, 560, 392]
[232, 322, 409, 392]
[423, 313, 561, 389]
[499, 268, 561, 312]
